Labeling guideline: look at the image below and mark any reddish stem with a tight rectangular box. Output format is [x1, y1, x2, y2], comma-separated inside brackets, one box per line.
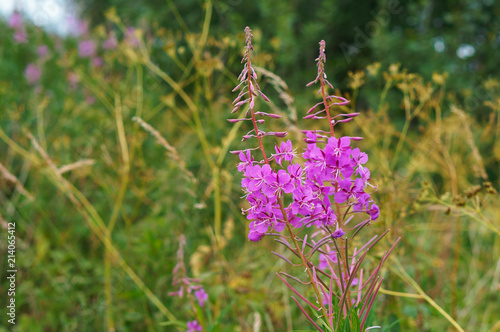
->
[320, 78, 335, 137]
[247, 59, 269, 165]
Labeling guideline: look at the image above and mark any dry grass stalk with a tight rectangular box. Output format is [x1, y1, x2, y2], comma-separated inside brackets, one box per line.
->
[255, 66, 297, 118]
[0, 162, 34, 201]
[26, 131, 77, 203]
[58, 159, 96, 174]
[132, 116, 197, 184]
[0, 212, 8, 229]
[451, 106, 488, 179]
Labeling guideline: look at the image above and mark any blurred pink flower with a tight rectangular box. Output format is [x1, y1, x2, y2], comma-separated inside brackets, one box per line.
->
[68, 72, 79, 90]
[86, 95, 96, 105]
[9, 12, 23, 29]
[67, 15, 88, 36]
[78, 21, 89, 35]
[92, 57, 103, 67]
[103, 32, 118, 49]
[24, 64, 41, 85]
[37, 45, 49, 57]
[78, 40, 96, 57]
[194, 288, 208, 307]
[125, 27, 139, 47]
[14, 30, 28, 44]
[187, 320, 202, 332]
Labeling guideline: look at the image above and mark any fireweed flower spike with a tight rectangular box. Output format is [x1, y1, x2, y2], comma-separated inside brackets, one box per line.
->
[230, 27, 331, 326]
[230, 30, 399, 330]
[306, 40, 350, 137]
[168, 235, 208, 302]
[169, 235, 208, 329]
[300, 40, 399, 329]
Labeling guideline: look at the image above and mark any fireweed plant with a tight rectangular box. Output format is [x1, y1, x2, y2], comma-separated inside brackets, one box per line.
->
[169, 235, 207, 331]
[230, 27, 400, 331]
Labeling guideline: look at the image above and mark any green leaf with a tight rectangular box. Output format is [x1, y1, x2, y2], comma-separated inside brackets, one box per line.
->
[317, 316, 334, 332]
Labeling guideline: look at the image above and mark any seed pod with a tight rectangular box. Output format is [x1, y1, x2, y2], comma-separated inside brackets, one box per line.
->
[464, 185, 481, 198]
[452, 195, 466, 207]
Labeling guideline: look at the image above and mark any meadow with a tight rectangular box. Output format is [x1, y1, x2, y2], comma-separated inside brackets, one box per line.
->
[0, 2, 499, 331]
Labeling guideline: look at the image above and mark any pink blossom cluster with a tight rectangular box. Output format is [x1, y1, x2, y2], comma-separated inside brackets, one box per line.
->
[9, 12, 27, 44]
[230, 28, 379, 243]
[237, 134, 379, 242]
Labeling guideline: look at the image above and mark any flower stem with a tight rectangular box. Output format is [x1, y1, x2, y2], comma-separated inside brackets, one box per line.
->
[320, 77, 335, 137]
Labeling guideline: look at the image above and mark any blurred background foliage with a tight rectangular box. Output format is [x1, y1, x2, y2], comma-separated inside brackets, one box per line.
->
[0, 0, 499, 331]
[76, 0, 500, 90]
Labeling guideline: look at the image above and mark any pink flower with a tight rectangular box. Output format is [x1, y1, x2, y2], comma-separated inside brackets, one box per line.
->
[194, 288, 208, 307]
[319, 251, 338, 270]
[78, 40, 96, 58]
[273, 140, 295, 166]
[67, 16, 88, 36]
[24, 64, 41, 85]
[332, 228, 346, 238]
[263, 170, 295, 197]
[86, 95, 96, 105]
[14, 30, 28, 44]
[187, 320, 202, 332]
[125, 27, 139, 47]
[334, 178, 364, 204]
[9, 12, 23, 29]
[368, 204, 379, 220]
[68, 72, 79, 90]
[248, 230, 265, 242]
[237, 150, 254, 172]
[243, 164, 273, 192]
[37, 45, 49, 57]
[325, 136, 351, 159]
[92, 57, 103, 67]
[103, 32, 118, 49]
[287, 164, 303, 186]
